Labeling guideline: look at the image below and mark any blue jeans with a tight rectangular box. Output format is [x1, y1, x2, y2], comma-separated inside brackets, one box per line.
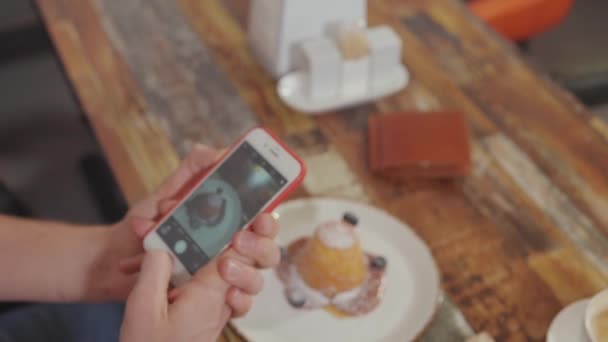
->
[0, 303, 124, 342]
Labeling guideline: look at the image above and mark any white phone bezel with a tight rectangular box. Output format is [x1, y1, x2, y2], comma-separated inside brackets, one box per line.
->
[144, 128, 302, 287]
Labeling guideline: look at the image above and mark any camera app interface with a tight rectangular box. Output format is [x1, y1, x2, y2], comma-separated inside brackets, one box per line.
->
[157, 142, 287, 274]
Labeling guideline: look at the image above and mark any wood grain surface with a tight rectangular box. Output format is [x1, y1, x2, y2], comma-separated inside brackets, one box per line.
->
[36, 0, 608, 340]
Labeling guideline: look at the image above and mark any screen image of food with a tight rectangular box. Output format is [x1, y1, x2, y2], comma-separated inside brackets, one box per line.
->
[156, 142, 287, 274]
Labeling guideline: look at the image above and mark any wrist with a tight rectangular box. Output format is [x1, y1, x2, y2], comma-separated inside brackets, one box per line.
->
[47, 225, 111, 302]
[84, 219, 143, 302]
[82, 226, 116, 301]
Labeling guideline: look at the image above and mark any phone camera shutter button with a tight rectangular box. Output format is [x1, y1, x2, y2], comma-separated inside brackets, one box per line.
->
[174, 240, 188, 254]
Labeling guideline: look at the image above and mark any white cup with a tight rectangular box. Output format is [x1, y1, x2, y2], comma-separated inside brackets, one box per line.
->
[294, 37, 341, 101]
[585, 289, 608, 342]
[365, 26, 403, 91]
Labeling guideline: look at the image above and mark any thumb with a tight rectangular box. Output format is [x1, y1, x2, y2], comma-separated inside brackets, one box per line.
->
[129, 216, 156, 239]
[128, 251, 173, 318]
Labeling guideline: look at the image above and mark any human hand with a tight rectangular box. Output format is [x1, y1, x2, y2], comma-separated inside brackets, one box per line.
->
[90, 145, 280, 307]
[120, 251, 228, 342]
[121, 213, 281, 341]
[120, 148, 282, 342]
[88, 145, 224, 300]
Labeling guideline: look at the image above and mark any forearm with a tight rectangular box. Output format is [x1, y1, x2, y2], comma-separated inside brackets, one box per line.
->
[0, 214, 110, 302]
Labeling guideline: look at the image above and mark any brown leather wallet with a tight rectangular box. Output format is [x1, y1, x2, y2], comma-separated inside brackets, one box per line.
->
[368, 112, 471, 180]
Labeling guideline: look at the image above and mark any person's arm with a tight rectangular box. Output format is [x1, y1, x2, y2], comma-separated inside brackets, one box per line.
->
[0, 215, 118, 302]
[0, 144, 280, 307]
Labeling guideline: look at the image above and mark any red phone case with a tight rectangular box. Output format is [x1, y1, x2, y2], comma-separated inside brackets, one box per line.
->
[143, 126, 307, 239]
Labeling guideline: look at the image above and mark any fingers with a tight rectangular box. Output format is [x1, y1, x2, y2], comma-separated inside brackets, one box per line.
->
[183, 145, 226, 178]
[167, 287, 181, 303]
[128, 144, 222, 219]
[119, 254, 145, 275]
[127, 194, 177, 241]
[218, 259, 263, 295]
[158, 199, 178, 217]
[250, 214, 279, 239]
[220, 305, 232, 326]
[190, 257, 230, 293]
[226, 287, 253, 318]
[128, 251, 173, 317]
[158, 145, 223, 199]
[129, 216, 156, 239]
[233, 230, 281, 268]
[107, 273, 139, 301]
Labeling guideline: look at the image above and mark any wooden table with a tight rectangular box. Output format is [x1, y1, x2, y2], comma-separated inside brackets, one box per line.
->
[36, 0, 608, 340]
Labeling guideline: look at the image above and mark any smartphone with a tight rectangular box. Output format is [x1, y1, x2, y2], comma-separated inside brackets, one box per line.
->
[143, 127, 306, 286]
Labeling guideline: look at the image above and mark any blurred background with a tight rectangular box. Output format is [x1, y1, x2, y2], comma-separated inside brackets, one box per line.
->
[0, 1, 126, 223]
[0, 0, 607, 224]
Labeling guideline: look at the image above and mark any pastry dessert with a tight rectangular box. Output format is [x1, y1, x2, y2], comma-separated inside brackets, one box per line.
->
[186, 188, 226, 229]
[277, 212, 387, 316]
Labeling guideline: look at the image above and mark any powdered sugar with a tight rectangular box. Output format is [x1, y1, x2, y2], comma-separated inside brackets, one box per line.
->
[286, 264, 330, 308]
[333, 282, 364, 304]
[332, 269, 385, 315]
[317, 221, 356, 249]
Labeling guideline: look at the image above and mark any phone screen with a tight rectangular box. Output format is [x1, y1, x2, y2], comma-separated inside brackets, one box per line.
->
[156, 141, 288, 274]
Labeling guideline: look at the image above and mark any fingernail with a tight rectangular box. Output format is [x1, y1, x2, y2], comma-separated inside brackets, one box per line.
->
[226, 260, 241, 280]
[257, 215, 275, 235]
[238, 232, 256, 252]
[130, 216, 155, 238]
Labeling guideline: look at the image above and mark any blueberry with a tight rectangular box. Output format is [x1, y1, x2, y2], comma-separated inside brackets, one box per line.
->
[286, 289, 306, 308]
[370, 256, 387, 270]
[342, 212, 359, 227]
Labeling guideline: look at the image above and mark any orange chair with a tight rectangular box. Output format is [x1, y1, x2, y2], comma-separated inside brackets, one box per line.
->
[469, 0, 575, 42]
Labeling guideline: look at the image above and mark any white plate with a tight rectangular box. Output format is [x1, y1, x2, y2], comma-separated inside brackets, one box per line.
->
[232, 198, 441, 342]
[277, 65, 410, 114]
[547, 299, 591, 342]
